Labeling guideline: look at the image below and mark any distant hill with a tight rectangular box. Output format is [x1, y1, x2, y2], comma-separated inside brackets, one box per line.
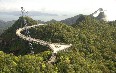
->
[38, 20, 45, 24]
[0, 15, 116, 73]
[46, 19, 58, 24]
[0, 20, 6, 34]
[0, 20, 6, 26]
[0, 20, 15, 35]
[0, 17, 38, 55]
[60, 14, 107, 25]
[60, 8, 108, 25]
[60, 15, 81, 25]
[40, 15, 82, 25]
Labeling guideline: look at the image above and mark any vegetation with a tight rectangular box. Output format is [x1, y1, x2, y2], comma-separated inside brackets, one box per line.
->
[60, 14, 82, 25]
[0, 16, 116, 73]
[0, 17, 37, 55]
[0, 20, 15, 35]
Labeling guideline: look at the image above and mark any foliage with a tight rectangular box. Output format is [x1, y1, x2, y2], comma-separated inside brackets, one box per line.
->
[0, 17, 37, 55]
[0, 16, 116, 73]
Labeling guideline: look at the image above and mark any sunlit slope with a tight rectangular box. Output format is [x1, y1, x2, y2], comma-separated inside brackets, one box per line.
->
[0, 16, 115, 73]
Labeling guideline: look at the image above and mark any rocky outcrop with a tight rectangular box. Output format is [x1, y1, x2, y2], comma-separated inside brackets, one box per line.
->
[97, 11, 107, 21]
[91, 8, 107, 21]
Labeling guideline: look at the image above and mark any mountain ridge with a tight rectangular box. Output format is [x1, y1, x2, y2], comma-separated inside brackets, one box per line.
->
[0, 11, 115, 73]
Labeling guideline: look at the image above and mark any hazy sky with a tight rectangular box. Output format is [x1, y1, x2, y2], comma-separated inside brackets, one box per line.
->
[0, 0, 116, 21]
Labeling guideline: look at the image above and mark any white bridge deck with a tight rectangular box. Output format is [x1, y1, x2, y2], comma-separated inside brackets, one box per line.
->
[16, 24, 72, 53]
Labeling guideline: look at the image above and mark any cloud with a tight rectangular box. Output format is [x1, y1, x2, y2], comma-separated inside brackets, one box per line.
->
[0, 0, 116, 21]
[62, 14, 67, 16]
[0, 11, 20, 16]
[29, 11, 58, 16]
[0, 11, 58, 16]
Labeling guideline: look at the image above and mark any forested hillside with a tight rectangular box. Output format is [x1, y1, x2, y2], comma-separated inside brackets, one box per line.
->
[0, 20, 15, 35]
[0, 16, 116, 73]
[0, 17, 37, 55]
[60, 14, 81, 25]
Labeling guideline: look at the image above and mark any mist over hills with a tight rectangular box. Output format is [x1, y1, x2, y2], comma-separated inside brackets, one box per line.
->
[0, 13, 116, 72]
[0, 20, 15, 35]
[0, 8, 116, 72]
[60, 15, 81, 25]
[0, 8, 114, 36]
[0, 11, 60, 21]
[44, 8, 109, 25]
[0, 8, 115, 26]
[0, 11, 58, 17]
